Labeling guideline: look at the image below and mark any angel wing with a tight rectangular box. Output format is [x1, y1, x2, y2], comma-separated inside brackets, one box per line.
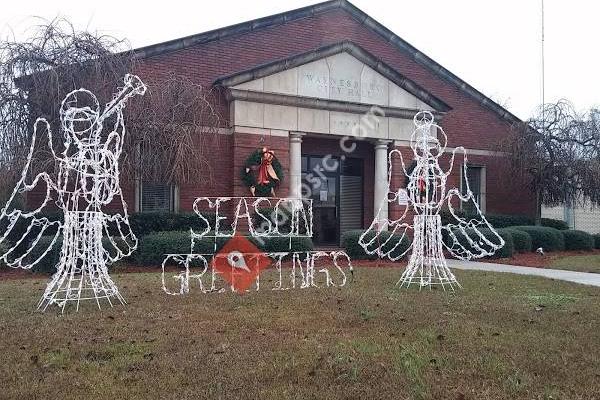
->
[102, 196, 137, 263]
[0, 119, 63, 269]
[442, 148, 505, 260]
[358, 149, 413, 261]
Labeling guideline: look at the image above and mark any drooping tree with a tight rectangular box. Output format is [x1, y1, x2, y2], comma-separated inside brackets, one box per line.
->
[503, 100, 600, 224]
[0, 18, 223, 205]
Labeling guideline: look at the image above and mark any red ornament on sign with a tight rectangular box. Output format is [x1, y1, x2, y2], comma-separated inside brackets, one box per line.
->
[213, 234, 271, 293]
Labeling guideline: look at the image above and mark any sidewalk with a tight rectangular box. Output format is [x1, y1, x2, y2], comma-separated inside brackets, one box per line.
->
[446, 259, 600, 288]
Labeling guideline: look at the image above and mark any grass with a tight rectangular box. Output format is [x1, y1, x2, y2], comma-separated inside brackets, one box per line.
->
[0, 267, 599, 399]
[550, 254, 600, 273]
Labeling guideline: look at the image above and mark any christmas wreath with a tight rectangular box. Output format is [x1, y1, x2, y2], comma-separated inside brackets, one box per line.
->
[241, 147, 284, 196]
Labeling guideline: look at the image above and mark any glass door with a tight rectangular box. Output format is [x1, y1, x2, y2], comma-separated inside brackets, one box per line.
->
[302, 156, 339, 246]
[301, 155, 364, 246]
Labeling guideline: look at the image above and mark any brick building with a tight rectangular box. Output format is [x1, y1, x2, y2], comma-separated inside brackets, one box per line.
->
[127, 0, 536, 245]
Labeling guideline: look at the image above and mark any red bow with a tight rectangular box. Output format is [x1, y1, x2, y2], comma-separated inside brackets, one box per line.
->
[257, 148, 279, 185]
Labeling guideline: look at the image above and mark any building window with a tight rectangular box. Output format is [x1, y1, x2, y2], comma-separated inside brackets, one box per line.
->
[139, 182, 175, 212]
[461, 165, 485, 214]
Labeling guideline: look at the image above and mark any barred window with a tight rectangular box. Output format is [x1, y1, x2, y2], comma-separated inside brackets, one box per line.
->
[140, 182, 175, 212]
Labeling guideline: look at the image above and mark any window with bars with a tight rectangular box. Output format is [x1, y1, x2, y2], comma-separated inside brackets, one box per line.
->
[140, 182, 175, 212]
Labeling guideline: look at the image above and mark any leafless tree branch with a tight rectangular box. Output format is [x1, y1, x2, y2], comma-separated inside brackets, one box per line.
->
[502, 100, 600, 222]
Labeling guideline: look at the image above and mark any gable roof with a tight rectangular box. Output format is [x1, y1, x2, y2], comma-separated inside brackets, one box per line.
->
[214, 41, 451, 113]
[133, 0, 522, 126]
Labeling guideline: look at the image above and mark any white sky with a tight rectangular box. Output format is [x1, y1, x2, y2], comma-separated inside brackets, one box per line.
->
[0, 0, 597, 120]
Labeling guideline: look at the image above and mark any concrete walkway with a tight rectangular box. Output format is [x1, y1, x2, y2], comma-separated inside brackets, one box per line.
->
[446, 259, 600, 288]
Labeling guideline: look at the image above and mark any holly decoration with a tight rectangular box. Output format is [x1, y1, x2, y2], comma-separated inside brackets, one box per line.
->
[241, 147, 284, 196]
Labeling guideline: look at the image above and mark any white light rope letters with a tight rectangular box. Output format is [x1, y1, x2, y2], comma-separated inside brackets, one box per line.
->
[161, 196, 354, 295]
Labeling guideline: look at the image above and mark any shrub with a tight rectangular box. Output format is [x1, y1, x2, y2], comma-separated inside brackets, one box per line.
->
[501, 228, 532, 253]
[541, 218, 569, 230]
[251, 206, 311, 236]
[0, 212, 215, 250]
[128, 212, 216, 236]
[17, 235, 61, 274]
[492, 229, 514, 258]
[510, 226, 565, 252]
[25, 235, 134, 273]
[341, 229, 411, 260]
[440, 209, 534, 229]
[0, 212, 62, 245]
[136, 231, 314, 266]
[252, 207, 292, 234]
[0, 241, 9, 268]
[249, 236, 313, 253]
[594, 234, 600, 249]
[562, 230, 594, 250]
[136, 231, 222, 266]
[484, 214, 535, 228]
[448, 228, 513, 259]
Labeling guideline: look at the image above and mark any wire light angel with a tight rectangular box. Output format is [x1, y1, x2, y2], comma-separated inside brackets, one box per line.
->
[0, 74, 147, 311]
[359, 111, 504, 289]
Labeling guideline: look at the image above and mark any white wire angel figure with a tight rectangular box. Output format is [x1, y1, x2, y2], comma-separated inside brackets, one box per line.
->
[0, 74, 146, 311]
[359, 111, 505, 289]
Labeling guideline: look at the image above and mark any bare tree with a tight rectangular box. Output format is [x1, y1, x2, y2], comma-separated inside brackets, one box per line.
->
[123, 73, 224, 186]
[0, 18, 223, 205]
[0, 18, 132, 200]
[503, 100, 600, 224]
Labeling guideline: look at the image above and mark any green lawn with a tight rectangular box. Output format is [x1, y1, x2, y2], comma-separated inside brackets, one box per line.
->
[550, 254, 600, 273]
[0, 268, 599, 399]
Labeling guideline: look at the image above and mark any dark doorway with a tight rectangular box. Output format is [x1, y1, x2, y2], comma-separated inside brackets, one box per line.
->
[301, 155, 363, 246]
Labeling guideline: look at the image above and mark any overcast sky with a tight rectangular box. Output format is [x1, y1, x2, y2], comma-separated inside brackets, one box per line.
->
[0, 0, 597, 120]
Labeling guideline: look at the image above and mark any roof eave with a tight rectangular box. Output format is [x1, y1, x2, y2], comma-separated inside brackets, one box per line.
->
[131, 0, 522, 126]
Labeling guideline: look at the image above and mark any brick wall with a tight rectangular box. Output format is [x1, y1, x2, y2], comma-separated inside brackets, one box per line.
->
[25, 6, 535, 221]
[135, 8, 516, 148]
[129, 6, 535, 218]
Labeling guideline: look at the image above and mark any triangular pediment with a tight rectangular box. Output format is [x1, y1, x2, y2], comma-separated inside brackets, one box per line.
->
[216, 42, 450, 112]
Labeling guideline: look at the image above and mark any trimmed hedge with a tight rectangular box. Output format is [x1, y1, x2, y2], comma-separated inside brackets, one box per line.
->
[251, 206, 311, 236]
[491, 229, 514, 258]
[500, 228, 532, 253]
[341, 229, 411, 260]
[249, 236, 313, 253]
[8, 230, 315, 270]
[510, 226, 565, 252]
[485, 214, 534, 229]
[0, 241, 8, 268]
[440, 210, 569, 231]
[594, 234, 600, 249]
[136, 231, 226, 266]
[136, 231, 313, 266]
[448, 228, 514, 259]
[27, 235, 61, 273]
[129, 212, 216, 236]
[21, 235, 133, 274]
[0, 212, 215, 245]
[440, 210, 533, 229]
[541, 218, 569, 230]
[562, 230, 595, 250]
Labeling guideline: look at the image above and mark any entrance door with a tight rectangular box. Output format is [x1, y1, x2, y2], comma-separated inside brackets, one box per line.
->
[301, 155, 363, 246]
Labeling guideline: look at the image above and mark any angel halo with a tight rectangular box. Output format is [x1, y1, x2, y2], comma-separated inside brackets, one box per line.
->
[359, 110, 505, 289]
[0, 74, 146, 311]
